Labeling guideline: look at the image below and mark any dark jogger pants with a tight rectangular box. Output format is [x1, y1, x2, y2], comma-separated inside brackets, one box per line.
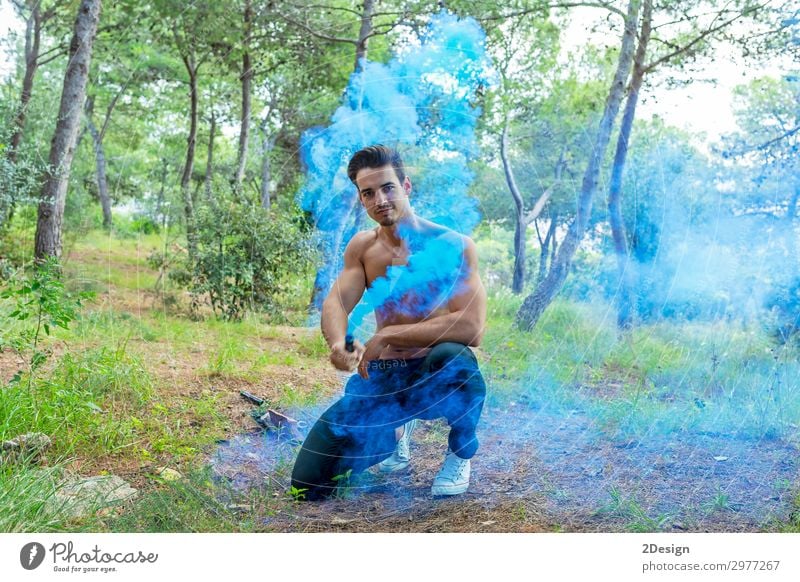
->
[290, 342, 486, 500]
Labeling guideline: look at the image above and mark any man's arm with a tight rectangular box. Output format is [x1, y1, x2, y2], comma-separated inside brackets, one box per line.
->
[357, 237, 486, 377]
[322, 235, 367, 370]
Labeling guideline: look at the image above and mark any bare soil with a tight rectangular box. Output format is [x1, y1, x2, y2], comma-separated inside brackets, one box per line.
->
[211, 403, 800, 532]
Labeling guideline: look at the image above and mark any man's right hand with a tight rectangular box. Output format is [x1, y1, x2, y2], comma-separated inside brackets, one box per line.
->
[329, 339, 365, 372]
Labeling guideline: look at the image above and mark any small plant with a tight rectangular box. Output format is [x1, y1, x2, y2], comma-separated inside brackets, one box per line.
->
[331, 469, 354, 499]
[288, 485, 307, 502]
[595, 487, 672, 532]
[0, 258, 93, 383]
[713, 490, 731, 511]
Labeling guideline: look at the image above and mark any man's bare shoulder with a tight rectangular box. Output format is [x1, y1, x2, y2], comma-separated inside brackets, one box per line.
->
[419, 220, 475, 254]
[343, 229, 378, 260]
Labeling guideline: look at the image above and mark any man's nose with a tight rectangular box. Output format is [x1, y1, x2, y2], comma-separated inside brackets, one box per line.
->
[373, 190, 388, 205]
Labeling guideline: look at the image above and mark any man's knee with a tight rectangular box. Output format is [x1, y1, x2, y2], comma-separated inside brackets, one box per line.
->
[423, 342, 483, 389]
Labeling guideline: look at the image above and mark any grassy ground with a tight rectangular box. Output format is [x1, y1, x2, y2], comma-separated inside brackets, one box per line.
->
[1, 227, 799, 532]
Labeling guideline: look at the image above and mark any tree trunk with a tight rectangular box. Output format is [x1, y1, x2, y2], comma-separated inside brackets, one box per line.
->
[608, 0, 652, 330]
[536, 214, 558, 285]
[205, 110, 216, 201]
[156, 158, 169, 229]
[8, 1, 42, 164]
[500, 116, 526, 294]
[34, 0, 101, 261]
[259, 119, 276, 210]
[179, 52, 199, 261]
[84, 98, 112, 229]
[2, 2, 43, 228]
[515, 0, 641, 330]
[354, 0, 375, 72]
[234, 0, 253, 189]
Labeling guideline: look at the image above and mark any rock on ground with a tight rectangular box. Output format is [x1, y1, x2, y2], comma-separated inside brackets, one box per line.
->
[45, 475, 138, 520]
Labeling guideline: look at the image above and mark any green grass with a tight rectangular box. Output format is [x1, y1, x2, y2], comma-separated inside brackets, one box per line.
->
[0, 464, 78, 533]
[594, 487, 674, 532]
[0, 345, 154, 457]
[481, 289, 800, 442]
[141, 390, 231, 461]
[106, 467, 275, 533]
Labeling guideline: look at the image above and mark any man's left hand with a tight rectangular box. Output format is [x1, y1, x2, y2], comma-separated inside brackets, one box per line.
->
[357, 332, 388, 379]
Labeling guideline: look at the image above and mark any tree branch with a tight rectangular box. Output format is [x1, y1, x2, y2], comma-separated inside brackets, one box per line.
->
[37, 49, 68, 67]
[642, 1, 771, 73]
[478, 2, 626, 22]
[278, 14, 357, 45]
[754, 124, 800, 151]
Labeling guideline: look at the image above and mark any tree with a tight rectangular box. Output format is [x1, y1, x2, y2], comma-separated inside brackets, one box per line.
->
[606, 0, 777, 329]
[607, 0, 652, 329]
[151, 0, 228, 261]
[516, 0, 641, 329]
[83, 95, 113, 229]
[487, 13, 561, 294]
[233, 0, 253, 190]
[6, 0, 62, 165]
[1, 0, 67, 228]
[34, 0, 102, 260]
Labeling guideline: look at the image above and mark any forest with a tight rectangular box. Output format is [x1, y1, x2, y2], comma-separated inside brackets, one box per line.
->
[1, 0, 799, 533]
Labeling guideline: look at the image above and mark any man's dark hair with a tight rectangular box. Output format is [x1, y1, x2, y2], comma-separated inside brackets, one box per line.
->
[347, 144, 406, 185]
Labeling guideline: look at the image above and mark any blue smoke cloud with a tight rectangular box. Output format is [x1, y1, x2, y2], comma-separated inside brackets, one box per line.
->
[297, 11, 495, 311]
[348, 228, 468, 336]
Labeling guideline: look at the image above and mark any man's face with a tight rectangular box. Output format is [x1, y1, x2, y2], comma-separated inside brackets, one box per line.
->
[355, 164, 412, 227]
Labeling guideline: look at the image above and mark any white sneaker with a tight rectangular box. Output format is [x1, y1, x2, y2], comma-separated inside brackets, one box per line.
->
[378, 419, 418, 473]
[431, 449, 470, 496]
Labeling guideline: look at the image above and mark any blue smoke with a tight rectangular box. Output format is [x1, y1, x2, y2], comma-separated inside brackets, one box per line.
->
[297, 11, 495, 311]
[348, 228, 468, 336]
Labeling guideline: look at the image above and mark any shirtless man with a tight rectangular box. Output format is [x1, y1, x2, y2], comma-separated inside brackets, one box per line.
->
[290, 144, 487, 500]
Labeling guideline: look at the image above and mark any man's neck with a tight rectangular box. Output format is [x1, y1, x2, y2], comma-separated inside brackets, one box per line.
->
[379, 214, 420, 246]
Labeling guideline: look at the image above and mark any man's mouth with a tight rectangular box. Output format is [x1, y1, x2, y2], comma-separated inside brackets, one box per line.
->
[377, 206, 393, 215]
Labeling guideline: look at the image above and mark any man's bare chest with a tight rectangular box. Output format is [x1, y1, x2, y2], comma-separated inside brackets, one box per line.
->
[362, 241, 409, 286]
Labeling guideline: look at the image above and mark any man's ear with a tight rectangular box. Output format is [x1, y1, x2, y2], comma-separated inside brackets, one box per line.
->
[403, 176, 412, 196]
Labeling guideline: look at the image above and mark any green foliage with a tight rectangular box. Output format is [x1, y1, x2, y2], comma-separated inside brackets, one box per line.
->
[0, 104, 45, 229]
[1, 258, 94, 380]
[288, 485, 308, 502]
[175, 200, 313, 320]
[0, 207, 36, 278]
[765, 276, 800, 344]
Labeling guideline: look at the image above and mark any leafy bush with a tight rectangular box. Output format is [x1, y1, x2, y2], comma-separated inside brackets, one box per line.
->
[163, 200, 314, 320]
[0, 130, 45, 233]
[766, 277, 800, 344]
